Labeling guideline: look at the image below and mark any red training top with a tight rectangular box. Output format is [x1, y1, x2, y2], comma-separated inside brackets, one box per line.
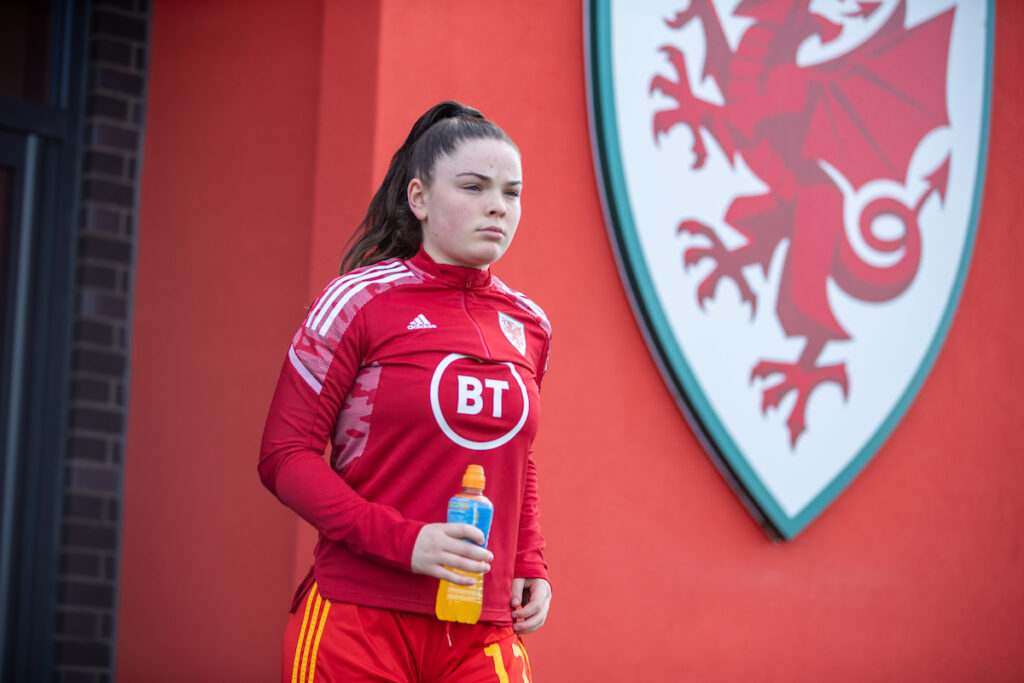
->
[259, 248, 551, 624]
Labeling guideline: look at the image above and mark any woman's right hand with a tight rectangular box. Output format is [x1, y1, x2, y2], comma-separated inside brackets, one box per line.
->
[411, 523, 493, 585]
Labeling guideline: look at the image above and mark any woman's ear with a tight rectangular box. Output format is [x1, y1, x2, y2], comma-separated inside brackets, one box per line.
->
[408, 178, 428, 221]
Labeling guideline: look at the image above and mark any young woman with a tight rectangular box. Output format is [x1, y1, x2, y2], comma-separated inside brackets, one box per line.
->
[259, 101, 552, 682]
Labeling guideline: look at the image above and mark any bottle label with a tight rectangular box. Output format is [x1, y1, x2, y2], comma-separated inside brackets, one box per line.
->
[446, 497, 493, 548]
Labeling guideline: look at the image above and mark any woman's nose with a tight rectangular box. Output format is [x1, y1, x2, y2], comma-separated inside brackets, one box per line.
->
[486, 192, 507, 216]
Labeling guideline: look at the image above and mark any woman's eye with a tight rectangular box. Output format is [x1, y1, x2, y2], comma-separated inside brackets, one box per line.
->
[505, 190, 520, 198]
[464, 184, 481, 191]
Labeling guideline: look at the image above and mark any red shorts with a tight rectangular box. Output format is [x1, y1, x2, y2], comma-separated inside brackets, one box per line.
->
[284, 582, 534, 682]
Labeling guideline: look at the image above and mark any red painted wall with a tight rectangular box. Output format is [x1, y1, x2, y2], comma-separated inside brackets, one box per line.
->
[119, 1, 323, 678]
[122, 1, 1024, 680]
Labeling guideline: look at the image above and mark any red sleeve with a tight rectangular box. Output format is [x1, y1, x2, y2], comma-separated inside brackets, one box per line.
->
[257, 308, 424, 572]
[515, 303, 550, 580]
[514, 455, 548, 580]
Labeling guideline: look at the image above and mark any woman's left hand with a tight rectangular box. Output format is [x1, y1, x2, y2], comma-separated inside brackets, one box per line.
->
[510, 577, 551, 635]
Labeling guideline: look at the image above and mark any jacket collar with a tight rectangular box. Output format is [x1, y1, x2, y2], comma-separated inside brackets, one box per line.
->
[408, 247, 492, 289]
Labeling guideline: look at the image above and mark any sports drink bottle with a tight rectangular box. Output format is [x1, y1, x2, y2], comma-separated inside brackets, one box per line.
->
[434, 464, 493, 624]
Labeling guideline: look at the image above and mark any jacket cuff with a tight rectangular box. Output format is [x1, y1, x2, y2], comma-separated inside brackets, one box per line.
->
[512, 561, 549, 582]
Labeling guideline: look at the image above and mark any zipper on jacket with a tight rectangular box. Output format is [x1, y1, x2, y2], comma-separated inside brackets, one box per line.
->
[461, 286, 491, 357]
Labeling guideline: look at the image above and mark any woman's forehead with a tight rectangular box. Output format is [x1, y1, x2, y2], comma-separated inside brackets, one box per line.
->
[436, 138, 521, 175]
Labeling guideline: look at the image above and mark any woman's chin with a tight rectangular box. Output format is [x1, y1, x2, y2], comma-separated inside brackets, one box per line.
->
[459, 245, 509, 269]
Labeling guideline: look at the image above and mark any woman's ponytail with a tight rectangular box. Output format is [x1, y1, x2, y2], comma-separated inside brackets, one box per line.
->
[340, 101, 512, 273]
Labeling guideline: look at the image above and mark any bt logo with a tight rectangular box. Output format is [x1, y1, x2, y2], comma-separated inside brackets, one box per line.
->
[456, 376, 510, 418]
[430, 354, 529, 450]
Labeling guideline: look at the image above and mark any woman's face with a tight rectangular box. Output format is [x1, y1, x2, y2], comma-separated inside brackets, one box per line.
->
[409, 138, 522, 269]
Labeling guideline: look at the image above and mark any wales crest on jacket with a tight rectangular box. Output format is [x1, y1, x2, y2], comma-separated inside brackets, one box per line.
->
[587, 0, 992, 538]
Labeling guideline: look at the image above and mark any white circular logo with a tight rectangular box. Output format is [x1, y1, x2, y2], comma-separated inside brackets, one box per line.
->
[429, 353, 529, 450]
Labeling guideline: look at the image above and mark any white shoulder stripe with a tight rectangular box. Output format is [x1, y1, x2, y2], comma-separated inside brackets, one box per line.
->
[307, 262, 408, 331]
[317, 270, 416, 336]
[494, 279, 550, 330]
[516, 294, 548, 326]
[308, 261, 407, 329]
[288, 345, 323, 394]
[307, 261, 403, 326]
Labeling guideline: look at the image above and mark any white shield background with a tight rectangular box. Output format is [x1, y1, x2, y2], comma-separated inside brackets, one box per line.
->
[590, 0, 991, 537]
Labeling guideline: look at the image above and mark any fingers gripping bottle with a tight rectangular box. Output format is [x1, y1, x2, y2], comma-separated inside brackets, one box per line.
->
[435, 464, 494, 624]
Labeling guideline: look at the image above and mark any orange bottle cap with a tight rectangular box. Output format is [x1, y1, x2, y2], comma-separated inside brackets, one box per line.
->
[462, 464, 485, 490]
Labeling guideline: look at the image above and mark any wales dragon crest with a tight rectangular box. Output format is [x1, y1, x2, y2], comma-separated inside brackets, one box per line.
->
[587, 0, 992, 538]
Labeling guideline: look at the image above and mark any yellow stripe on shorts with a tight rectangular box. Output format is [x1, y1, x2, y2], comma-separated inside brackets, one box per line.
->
[299, 592, 323, 682]
[292, 583, 318, 683]
[307, 599, 331, 681]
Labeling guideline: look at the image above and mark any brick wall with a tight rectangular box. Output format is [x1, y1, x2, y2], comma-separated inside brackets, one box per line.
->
[54, 1, 149, 679]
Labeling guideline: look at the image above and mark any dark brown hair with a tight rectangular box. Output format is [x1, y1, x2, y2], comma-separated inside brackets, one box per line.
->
[340, 101, 517, 273]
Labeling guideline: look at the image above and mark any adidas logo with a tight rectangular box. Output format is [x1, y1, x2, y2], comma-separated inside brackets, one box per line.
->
[407, 314, 437, 330]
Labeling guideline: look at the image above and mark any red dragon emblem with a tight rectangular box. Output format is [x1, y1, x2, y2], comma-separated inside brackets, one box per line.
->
[649, 0, 954, 446]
